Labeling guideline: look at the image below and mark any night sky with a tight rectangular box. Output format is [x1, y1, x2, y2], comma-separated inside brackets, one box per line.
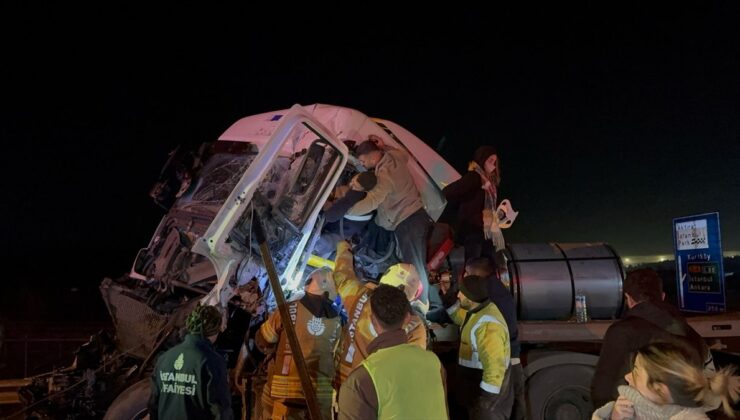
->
[2, 4, 739, 321]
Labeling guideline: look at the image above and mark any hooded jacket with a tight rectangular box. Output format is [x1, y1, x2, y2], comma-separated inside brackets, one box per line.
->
[591, 300, 707, 408]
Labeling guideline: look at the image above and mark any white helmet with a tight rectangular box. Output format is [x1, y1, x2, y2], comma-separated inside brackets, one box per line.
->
[304, 267, 337, 300]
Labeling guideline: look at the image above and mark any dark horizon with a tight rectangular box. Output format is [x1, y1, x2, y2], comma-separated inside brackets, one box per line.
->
[2, 4, 739, 318]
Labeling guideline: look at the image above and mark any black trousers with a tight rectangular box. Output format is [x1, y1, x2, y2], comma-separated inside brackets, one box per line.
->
[394, 208, 433, 305]
[454, 365, 514, 420]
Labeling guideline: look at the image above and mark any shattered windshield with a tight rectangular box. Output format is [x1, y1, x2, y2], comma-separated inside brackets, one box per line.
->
[179, 153, 257, 208]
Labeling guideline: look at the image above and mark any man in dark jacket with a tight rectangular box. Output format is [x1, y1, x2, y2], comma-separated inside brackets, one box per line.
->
[315, 172, 378, 258]
[323, 172, 377, 225]
[149, 304, 233, 420]
[590, 268, 710, 408]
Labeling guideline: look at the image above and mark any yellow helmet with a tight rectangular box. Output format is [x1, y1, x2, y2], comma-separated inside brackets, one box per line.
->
[379, 263, 422, 302]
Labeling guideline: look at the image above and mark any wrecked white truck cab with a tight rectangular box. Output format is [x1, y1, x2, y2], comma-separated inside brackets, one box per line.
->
[11, 104, 460, 419]
[134, 104, 458, 303]
[189, 104, 458, 308]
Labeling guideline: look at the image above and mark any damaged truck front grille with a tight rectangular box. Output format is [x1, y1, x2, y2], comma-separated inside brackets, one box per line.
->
[100, 279, 168, 359]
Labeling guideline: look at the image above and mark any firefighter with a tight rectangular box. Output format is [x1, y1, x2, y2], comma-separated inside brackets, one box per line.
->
[256, 268, 342, 420]
[148, 304, 233, 420]
[332, 240, 427, 389]
[447, 275, 513, 419]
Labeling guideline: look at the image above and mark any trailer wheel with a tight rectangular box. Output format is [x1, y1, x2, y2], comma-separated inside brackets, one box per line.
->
[103, 379, 150, 420]
[526, 364, 594, 420]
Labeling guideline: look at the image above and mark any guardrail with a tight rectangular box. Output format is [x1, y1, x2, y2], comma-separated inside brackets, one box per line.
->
[1, 337, 89, 379]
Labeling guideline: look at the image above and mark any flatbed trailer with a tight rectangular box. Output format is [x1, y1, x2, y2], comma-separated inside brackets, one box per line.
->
[515, 312, 740, 419]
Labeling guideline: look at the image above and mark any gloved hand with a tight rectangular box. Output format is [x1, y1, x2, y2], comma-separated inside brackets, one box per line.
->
[490, 221, 505, 252]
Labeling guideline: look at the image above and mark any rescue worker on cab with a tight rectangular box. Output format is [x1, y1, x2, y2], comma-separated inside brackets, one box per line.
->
[332, 240, 427, 389]
[346, 136, 434, 309]
[148, 304, 233, 420]
[255, 268, 342, 420]
[446, 275, 513, 420]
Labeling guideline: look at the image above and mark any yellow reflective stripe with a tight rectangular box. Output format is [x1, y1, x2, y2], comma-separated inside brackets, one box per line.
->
[470, 315, 502, 352]
[459, 358, 483, 369]
[270, 376, 334, 399]
[459, 314, 510, 369]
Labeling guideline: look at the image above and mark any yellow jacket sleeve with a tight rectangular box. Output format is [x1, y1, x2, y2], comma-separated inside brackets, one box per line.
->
[475, 320, 509, 394]
[258, 310, 282, 345]
[333, 241, 364, 301]
[446, 302, 468, 326]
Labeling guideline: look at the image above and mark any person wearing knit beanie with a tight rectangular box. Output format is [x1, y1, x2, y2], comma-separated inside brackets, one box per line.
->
[447, 274, 514, 418]
[458, 275, 490, 304]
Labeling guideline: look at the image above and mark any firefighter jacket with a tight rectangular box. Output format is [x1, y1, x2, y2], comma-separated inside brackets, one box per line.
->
[148, 334, 233, 420]
[258, 293, 341, 412]
[333, 241, 427, 387]
[447, 300, 511, 394]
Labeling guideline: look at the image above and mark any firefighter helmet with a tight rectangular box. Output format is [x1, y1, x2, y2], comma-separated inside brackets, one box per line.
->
[379, 263, 422, 302]
[305, 267, 337, 300]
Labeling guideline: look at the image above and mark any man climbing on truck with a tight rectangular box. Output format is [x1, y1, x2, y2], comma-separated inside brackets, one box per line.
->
[346, 136, 434, 311]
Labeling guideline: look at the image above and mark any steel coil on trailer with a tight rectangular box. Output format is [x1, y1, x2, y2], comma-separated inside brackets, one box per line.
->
[502, 243, 625, 321]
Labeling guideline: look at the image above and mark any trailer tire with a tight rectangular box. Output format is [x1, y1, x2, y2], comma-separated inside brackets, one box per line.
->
[103, 379, 150, 420]
[526, 364, 594, 420]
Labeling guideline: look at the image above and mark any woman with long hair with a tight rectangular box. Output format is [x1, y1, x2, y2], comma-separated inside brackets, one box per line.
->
[442, 145, 502, 261]
[593, 342, 740, 419]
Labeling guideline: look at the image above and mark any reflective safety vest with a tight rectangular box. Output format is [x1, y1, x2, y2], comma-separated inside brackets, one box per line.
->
[363, 344, 447, 420]
[449, 301, 510, 394]
[335, 287, 426, 387]
[261, 300, 341, 402]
